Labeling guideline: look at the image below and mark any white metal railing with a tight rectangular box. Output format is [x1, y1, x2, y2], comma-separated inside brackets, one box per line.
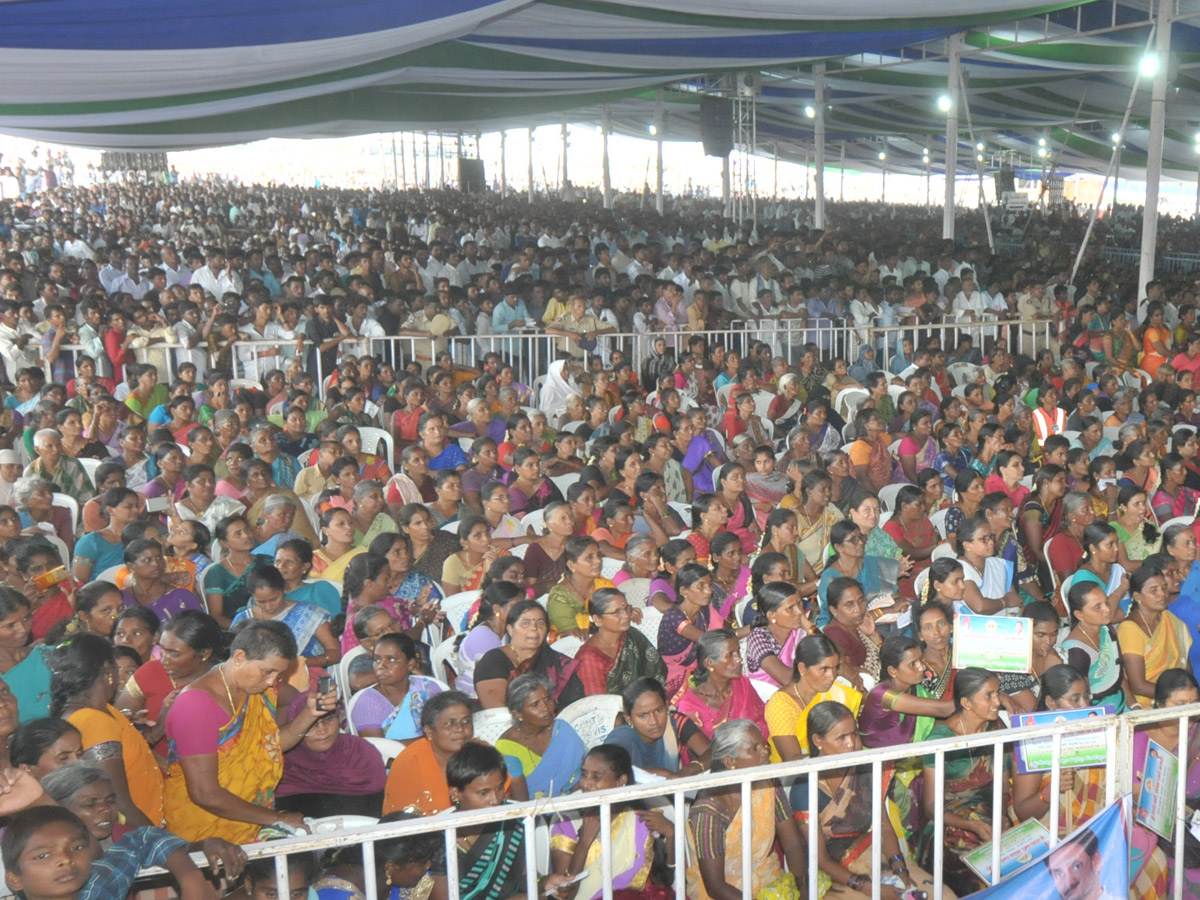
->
[132, 703, 1200, 900]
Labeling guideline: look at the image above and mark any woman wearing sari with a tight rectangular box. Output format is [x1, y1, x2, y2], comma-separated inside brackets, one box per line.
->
[474, 600, 583, 710]
[1116, 566, 1191, 707]
[1151, 452, 1200, 523]
[765, 635, 862, 761]
[1113, 486, 1162, 574]
[164, 620, 337, 842]
[817, 521, 898, 628]
[917, 668, 1007, 897]
[714, 464, 760, 555]
[894, 409, 938, 484]
[442, 517, 498, 593]
[847, 409, 892, 495]
[673, 414, 721, 496]
[365, 532, 444, 639]
[1062, 524, 1130, 621]
[845, 492, 905, 565]
[957, 516, 1023, 615]
[794, 469, 843, 581]
[685, 493, 730, 567]
[796, 700, 953, 900]
[547, 537, 617, 636]
[494, 673, 584, 800]
[1140, 301, 1172, 378]
[822, 578, 882, 691]
[508, 447, 564, 517]
[311, 507, 368, 583]
[882, 485, 936, 596]
[605, 677, 711, 777]
[397, 503, 461, 595]
[676, 629, 767, 740]
[644, 433, 690, 504]
[550, 744, 675, 900]
[686, 720, 808, 900]
[1061, 580, 1134, 713]
[1103, 311, 1137, 375]
[709, 531, 752, 623]
[382, 690, 475, 816]
[568, 588, 665, 698]
[611, 534, 658, 611]
[1017, 464, 1068, 585]
[658, 563, 726, 696]
[768, 374, 804, 433]
[230, 566, 341, 671]
[746, 583, 816, 690]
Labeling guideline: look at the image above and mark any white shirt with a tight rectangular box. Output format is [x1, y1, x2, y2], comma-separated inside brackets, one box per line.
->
[191, 265, 243, 300]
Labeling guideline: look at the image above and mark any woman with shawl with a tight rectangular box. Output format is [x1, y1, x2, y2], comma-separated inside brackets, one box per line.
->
[538, 359, 581, 415]
[566, 588, 666, 698]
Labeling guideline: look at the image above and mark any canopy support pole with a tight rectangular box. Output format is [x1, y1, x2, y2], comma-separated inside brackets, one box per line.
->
[1139, 0, 1172, 301]
[391, 133, 398, 188]
[438, 130, 445, 189]
[943, 32, 963, 241]
[814, 63, 827, 230]
[655, 89, 665, 215]
[959, 74, 995, 252]
[424, 133, 430, 190]
[602, 105, 612, 209]
[881, 138, 888, 203]
[561, 118, 568, 190]
[840, 142, 846, 202]
[722, 154, 731, 219]
[527, 126, 534, 203]
[500, 130, 508, 199]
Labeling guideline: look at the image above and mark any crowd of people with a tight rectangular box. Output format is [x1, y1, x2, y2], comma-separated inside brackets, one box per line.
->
[0, 177, 1196, 900]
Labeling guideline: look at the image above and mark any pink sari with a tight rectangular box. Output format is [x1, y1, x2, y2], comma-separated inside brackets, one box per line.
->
[675, 676, 768, 741]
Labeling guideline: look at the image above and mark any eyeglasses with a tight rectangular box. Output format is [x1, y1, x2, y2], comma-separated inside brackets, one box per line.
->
[601, 606, 632, 618]
[969, 533, 996, 544]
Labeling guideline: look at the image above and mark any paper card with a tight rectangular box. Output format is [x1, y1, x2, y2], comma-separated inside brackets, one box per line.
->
[952, 614, 1033, 673]
[1015, 706, 1114, 774]
[962, 818, 1053, 885]
[1135, 739, 1179, 841]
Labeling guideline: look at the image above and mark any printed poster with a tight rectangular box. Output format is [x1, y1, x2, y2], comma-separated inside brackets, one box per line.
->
[962, 818, 1052, 885]
[952, 614, 1033, 673]
[1135, 739, 1179, 841]
[1015, 706, 1115, 774]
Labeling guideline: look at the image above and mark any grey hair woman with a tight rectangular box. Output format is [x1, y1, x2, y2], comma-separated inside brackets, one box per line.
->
[496, 672, 585, 800]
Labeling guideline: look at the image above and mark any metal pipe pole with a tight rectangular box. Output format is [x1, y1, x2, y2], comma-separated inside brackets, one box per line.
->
[424, 132, 430, 190]
[1195, 161, 1199, 218]
[527, 126, 534, 203]
[840, 142, 845, 202]
[655, 88, 665, 215]
[500, 130, 508, 199]
[943, 32, 963, 240]
[814, 62, 827, 229]
[1138, 0, 1172, 299]
[601, 104, 612, 209]
[881, 138, 888, 204]
[438, 130, 445, 189]
[391, 133, 398, 188]
[722, 153, 732, 219]
[561, 117, 568, 189]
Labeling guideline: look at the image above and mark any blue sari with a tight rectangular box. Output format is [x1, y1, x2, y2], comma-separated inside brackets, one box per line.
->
[496, 720, 585, 798]
[232, 601, 330, 658]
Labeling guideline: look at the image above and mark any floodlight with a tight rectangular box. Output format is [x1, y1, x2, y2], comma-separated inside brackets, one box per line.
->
[1038, 137, 1047, 147]
[937, 95, 953, 112]
[648, 124, 657, 136]
[976, 142, 985, 151]
[1112, 133, 1122, 144]
[804, 105, 816, 118]
[1140, 53, 1160, 78]
[878, 151, 887, 161]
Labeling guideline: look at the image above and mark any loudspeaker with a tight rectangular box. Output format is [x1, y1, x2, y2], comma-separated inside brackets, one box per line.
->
[458, 158, 486, 193]
[699, 96, 733, 158]
[994, 164, 1015, 196]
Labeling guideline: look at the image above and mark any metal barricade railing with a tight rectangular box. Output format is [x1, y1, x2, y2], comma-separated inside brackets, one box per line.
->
[132, 703, 1200, 900]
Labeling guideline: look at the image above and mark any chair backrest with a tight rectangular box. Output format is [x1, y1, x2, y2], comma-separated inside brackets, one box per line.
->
[472, 707, 514, 746]
[563, 420, 587, 435]
[77, 457, 101, 488]
[509, 542, 530, 560]
[946, 363, 979, 387]
[439, 520, 459, 533]
[551, 635, 583, 658]
[913, 567, 929, 600]
[887, 384, 906, 404]
[558, 695, 624, 750]
[632, 604, 664, 647]
[521, 508, 547, 536]
[93, 565, 123, 585]
[358, 426, 395, 466]
[430, 638, 459, 684]
[834, 387, 869, 420]
[362, 737, 406, 766]
[752, 391, 774, 420]
[1162, 515, 1196, 532]
[749, 679, 776, 703]
[230, 378, 264, 392]
[550, 473, 579, 497]
[440, 590, 483, 635]
[345, 687, 368, 736]
[930, 507, 950, 540]
[1043, 538, 1058, 588]
[51, 492, 80, 529]
[333, 644, 367, 706]
[878, 483, 904, 512]
[667, 501, 692, 527]
[716, 383, 734, 408]
[531, 375, 547, 408]
[930, 542, 956, 562]
[600, 557, 623, 580]
[1174, 423, 1196, 436]
[1102, 425, 1122, 442]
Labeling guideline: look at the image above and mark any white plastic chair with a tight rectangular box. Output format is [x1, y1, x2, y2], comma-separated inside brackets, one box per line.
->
[946, 362, 979, 387]
[531, 375, 547, 408]
[439, 520, 460, 534]
[472, 707, 514, 745]
[1044, 538, 1058, 589]
[877, 510, 893, 527]
[1174, 424, 1195, 437]
[632, 605, 664, 647]
[333, 644, 367, 705]
[600, 557, 623, 580]
[345, 688, 368, 736]
[430, 638, 459, 684]
[1162, 516, 1196, 532]
[887, 384, 906, 404]
[750, 679, 777, 703]
[930, 508, 950, 540]
[834, 387, 868, 420]
[51, 492, 80, 529]
[358, 426, 395, 468]
[1019, 474, 1034, 491]
[550, 473, 579, 497]
[1102, 426, 1122, 442]
[1061, 430, 1081, 445]
[667, 502, 692, 527]
[752, 390, 775, 421]
[520, 508, 547, 536]
[913, 568, 929, 600]
[509, 542, 530, 560]
[716, 383, 734, 408]
[93, 565, 123, 584]
[887, 438, 902, 458]
[878, 484, 904, 512]
[563, 421, 587, 435]
[551, 635, 583, 658]
[77, 456, 101, 488]
[558, 695, 624, 750]
[362, 737, 406, 766]
[230, 378, 264, 393]
[930, 543, 956, 562]
[440, 590, 482, 635]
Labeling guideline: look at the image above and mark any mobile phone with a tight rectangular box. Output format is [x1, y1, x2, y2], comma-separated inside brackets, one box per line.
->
[32, 566, 69, 591]
[145, 496, 169, 513]
[317, 675, 333, 710]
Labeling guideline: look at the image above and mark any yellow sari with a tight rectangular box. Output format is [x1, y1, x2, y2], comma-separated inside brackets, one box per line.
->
[164, 690, 283, 843]
[1116, 612, 1192, 707]
[687, 785, 798, 900]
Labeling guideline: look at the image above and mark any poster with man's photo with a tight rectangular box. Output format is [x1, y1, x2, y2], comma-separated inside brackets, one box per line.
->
[963, 799, 1128, 899]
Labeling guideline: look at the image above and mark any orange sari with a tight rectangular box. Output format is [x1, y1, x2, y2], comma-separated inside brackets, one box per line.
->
[70, 704, 165, 825]
[1141, 326, 1171, 378]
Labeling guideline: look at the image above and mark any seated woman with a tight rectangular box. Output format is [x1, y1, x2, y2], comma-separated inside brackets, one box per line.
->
[822, 577, 882, 690]
[568, 588, 665, 698]
[956, 515, 1023, 614]
[114, 609, 220, 764]
[508, 447, 564, 517]
[708, 531, 752, 622]
[859, 634, 955, 750]
[174, 463, 246, 533]
[49, 634, 164, 827]
[454, 582, 524, 696]
[659, 562, 725, 695]
[1062, 580, 1135, 712]
[917, 667, 1007, 898]
[13, 475, 74, 553]
[547, 536, 617, 637]
[796, 700, 953, 900]
[881, 485, 936, 596]
[350, 481, 399, 548]
[494, 673, 585, 801]
[745, 582, 815, 690]
[312, 507, 369, 582]
[367, 531, 445, 639]
[120, 538, 204, 624]
[605, 677, 710, 778]
[396, 503, 461, 595]
[676, 629, 767, 741]
[550, 744, 676, 900]
[592, 500, 638, 560]
[765, 634, 862, 761]
[685, 719, 808, 900]
[72, 488, 143, 583]
[11, 718, 82, 778]
[1116, 566, 1191, 708]
[817, 520, 899, 628]
[474, 600, 582, 710]
[204, 515, 264, 627]
[426, 470, 467, 528]
[1151, 452, 1200, 523]
[231, 566, 341, 672]
[442, 516, 498, 594]
[382, 690, 475, 816]
[1113, 485, 1162, 573]
[270, 538, 341, 620]
[349, 632, 442, 740]
[430, 743, 572, 900]
[714, 464, 761, 556]
[612, 534, 659, 611]
[275, 690, 386, 819]
[163, 620, 337, 843]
